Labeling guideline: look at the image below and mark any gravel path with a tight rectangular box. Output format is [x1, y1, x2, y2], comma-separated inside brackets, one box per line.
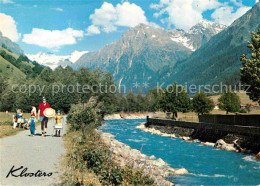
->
[0, 117, 67, 186]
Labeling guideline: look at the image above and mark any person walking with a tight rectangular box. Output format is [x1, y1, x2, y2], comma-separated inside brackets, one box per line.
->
[38, 97, 50, 136]
[29, 104, 37, 136]
[54, 110, 63, 137]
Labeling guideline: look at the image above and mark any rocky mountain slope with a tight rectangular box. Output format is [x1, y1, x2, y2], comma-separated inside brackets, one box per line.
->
[157, 2, 260, 89]
[72, 21, 225, 91]
[0, 31, 23, 55]
[168, 19, 226, 51]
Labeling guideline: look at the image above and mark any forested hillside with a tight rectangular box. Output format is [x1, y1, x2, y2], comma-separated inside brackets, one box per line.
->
[0, 46, 45, 81]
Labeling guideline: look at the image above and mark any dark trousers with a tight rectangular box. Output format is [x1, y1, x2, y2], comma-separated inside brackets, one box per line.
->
[41, 117, 48, 131]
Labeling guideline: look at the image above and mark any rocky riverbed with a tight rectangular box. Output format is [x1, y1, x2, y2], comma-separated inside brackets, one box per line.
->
[136, 123, 260, 159]
[104, 113, 151, 120]
[98, 130, 189, 186]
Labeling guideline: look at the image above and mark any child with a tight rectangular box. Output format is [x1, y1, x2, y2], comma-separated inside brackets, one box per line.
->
[29, 104, 37, 136]
[13, 109, 20, 128]
[54, 110, 63, 137]
[16, 109, 26, 128]
[20, 110, 29, 129]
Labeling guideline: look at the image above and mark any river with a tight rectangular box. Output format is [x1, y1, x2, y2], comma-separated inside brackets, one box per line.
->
[99, 119, 260, 185]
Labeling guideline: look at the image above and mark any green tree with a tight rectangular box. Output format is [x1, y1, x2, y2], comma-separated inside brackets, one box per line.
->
[136, 94, 146, 112]
[192, 91, 215, 115]
[2, 44, 7, 49]
[117, 94, 128, 112]
[218, 89, 241, 114]
[126, 91, 138, 112]
[0, 86, 17, 111]
[0, 75, 7, 99]
[146, 87, 164, 111]
[159, 82, 191, 119]
[240, 25, 260, 104]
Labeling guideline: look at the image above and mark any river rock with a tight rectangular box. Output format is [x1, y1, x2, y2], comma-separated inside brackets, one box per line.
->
[182, 136, 190, 141]
[193, 139, 200, 143]
[135, 123, 146, 129]
[202, 142, 215, 147]
[100, 130, 181, 185]
[255, 152, 260, 160]
[149, 155, 156, 160]
[174, 168, 189, 175]
[215, 139, 236, 152]
[104, 114, 122, 120]
[162, 133, 172, 137]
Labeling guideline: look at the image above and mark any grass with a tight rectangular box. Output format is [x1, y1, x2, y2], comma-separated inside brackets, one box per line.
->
[209, 91, 258, 105]
[153, 109, 260, 122]
[0, 112, 33, 138]
[0, 55, 26, 82]
[152, 92, 260, 122]
[0, 47, 19, 59]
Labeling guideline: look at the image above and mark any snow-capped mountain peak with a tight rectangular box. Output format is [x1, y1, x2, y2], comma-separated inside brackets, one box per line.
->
[27, 50, 88, 69]
[168, 20, 227, 51]
[188, 19, 227, 35]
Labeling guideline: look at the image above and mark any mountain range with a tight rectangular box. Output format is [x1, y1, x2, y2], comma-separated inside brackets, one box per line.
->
[1, 2, 259, 94]
[156, 2, 260, 90]
[72, 19, 226, 91]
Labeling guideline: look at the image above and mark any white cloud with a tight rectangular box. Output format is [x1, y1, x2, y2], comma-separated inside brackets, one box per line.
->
[0, 13, 20, 42]
[87, 2, 149, 34]
[22, 28, 84, 49]
[230, 0, 243, 7]
[211, 6, 251, 25]
[115, 2, 148, 27]
[89, 2, 117, 33]
[86, 25, 101, 35]
[151, 0, 222, 31]
[0, 0, 14, 4]
[256, 0, 259, 3]
[53, 8, 64, 12]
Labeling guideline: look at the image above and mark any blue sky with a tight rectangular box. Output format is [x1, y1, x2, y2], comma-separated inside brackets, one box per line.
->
[0, 0, 257, 56]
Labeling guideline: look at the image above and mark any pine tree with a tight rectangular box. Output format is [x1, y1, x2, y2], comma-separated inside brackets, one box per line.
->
[240, 25, 260, 103]
[192, 91, 215, 115]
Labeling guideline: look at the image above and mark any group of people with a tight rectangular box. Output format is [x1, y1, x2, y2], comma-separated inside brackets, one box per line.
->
[13, 97, 63, 137]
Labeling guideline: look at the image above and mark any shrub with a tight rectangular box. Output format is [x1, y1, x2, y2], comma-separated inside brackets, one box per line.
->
[67, 97, 103, 132]
[239, 109, 247, 113]
[109, 168, 124, 185]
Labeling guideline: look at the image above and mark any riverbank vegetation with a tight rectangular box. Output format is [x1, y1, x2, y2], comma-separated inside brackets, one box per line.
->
[59, 99, 154, 185]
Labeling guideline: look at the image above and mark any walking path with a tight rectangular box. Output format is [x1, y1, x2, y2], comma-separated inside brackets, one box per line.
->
[0, 117, 66, 186]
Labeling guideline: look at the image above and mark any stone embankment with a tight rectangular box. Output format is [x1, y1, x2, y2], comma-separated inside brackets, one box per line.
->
[136, 123, 252, 153]
[98, 131, 189, 186]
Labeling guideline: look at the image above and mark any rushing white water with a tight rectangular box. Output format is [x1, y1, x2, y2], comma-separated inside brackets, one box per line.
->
[100, 119, 260, 185]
